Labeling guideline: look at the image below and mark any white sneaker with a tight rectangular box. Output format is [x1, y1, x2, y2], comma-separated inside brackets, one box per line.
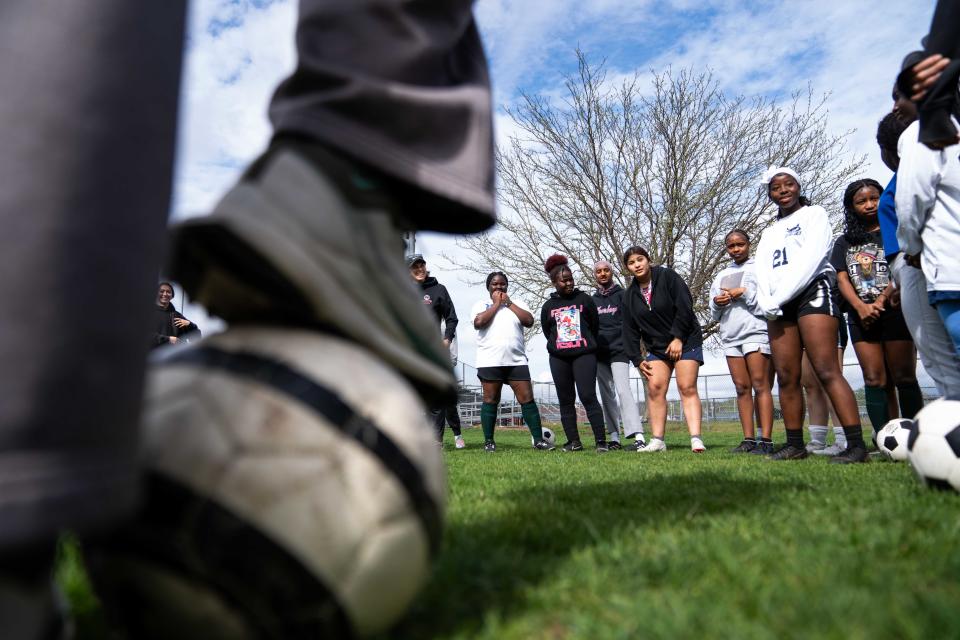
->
[805, 441, 828, 453]
[638, 438, 666, 453]
[813, 443, 846, 456]
[454, 435, 466, 449]
[690, 436, 705, 453]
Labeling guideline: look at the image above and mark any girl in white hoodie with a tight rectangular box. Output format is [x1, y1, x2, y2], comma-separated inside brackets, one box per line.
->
[710, 230, 774, 454]
[754, 168, 868, 463]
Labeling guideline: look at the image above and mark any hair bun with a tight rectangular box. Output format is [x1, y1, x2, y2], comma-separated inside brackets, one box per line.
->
[544, 253, 568, 274]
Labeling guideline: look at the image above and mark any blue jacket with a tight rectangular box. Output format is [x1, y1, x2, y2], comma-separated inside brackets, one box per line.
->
[878, 173, 900, 259]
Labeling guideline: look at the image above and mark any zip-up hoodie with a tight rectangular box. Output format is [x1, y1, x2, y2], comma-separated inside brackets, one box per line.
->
[754, 204, 834, 318]
[709, 258, 768, 347]
[592, 283, 628, 362]
[540, 289, 600, 358]
[622, 265, 702, 366]
[419, 276, 458, 342]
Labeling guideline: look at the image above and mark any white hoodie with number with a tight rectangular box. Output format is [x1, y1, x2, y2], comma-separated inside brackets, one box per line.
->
[754, 205, 834, 319]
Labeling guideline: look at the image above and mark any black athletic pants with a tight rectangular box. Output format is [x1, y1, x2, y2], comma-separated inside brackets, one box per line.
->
[548, 353, 606, 445]
[432, 403, 462, 440]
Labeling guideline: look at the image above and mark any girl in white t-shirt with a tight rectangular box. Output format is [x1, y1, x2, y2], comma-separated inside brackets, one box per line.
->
[471, 272, 552, 452]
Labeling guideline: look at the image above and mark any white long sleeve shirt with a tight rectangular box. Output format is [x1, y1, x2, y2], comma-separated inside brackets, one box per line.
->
[709, 258, 768, 346]
[754, 205, 834, 318]
[895, 119, 960, 292]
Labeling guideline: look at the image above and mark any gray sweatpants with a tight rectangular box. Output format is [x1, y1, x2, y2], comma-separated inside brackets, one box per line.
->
[596, 360, 645, 441]
[890, 254, 960, 398]
[0, 0, 493, 558]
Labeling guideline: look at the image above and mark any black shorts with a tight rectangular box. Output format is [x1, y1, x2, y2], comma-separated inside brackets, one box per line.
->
[848, 304, 912, 343]
[477, 365, 531, 383]
[779, 273, 843, 322]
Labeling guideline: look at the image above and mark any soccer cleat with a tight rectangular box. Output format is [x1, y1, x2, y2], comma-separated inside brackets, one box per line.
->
[830, 445, 869, 464]
[690, 436, 706, 453]
[638, 438, 667, 453]
[607, 441, 622, 451]
[766, 444, 809, 461]
[483, 440, 496, 453]
[730, 439, 757, 453]
[812, 443, 846, 456]
[454, 435, 466, 449]
[749, 440, 775, 455]
[533, 439, 556, 451]
[169, 144, 456, 404]
[561, 441, 584, 452]
[596, 443, 609, 453]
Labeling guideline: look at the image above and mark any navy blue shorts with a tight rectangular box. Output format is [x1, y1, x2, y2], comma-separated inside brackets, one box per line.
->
[645, 346, 704, 366]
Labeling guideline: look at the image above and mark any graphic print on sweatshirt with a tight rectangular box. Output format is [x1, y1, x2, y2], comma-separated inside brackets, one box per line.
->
[551, 305, 587, 349]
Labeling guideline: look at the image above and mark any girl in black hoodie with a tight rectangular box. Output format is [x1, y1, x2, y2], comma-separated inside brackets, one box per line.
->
[540, 254, 607, 452]
[621, 246, 705, 453]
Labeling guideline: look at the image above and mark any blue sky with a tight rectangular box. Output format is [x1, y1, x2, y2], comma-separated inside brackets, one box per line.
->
[173, 0, 935, 383]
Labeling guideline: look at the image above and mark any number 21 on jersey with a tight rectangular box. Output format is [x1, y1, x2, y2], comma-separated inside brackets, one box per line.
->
[772, 247, 789, 268]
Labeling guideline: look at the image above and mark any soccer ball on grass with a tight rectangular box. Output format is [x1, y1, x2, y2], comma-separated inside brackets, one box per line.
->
[876, 418, 916, 461]
[89, 327, 446, 638]
[907, 398, 960, 492]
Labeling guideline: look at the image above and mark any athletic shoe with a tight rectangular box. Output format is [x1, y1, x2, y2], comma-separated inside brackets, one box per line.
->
[168, 143, 455, 403]
[830, 445, 869, 464]
[805, 440, 828, 453]
[638, 438, 667, 453]
[690, 436, 706, 453]
[812, 443, 846, 456]
[596, 443, 609, 453]
[607, 441, 623, 451]
[766, 444, 809, 461]
[750, 440, 775, 455]
[454, 435, 466, 449]
[730, 439, 757, 453]
[561, 441, 584, 452]
[484, 440, 496, 453]
[533, 439, 556, 451]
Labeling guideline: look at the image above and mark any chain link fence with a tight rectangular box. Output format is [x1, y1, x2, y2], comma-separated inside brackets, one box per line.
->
[452, 360, 939, 429]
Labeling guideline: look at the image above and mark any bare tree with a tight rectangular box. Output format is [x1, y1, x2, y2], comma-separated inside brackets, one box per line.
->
[450, 51, 866, 338]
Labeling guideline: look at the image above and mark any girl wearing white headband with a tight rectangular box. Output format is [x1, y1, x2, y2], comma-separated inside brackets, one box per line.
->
[754, 168, 868, 463]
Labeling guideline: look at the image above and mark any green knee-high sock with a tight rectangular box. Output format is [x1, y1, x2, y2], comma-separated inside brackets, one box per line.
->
[864, 385, 890, 432]
[896, 382, 925, 419]
[521, 401, 543, 441]
[480, 402, 498, 441]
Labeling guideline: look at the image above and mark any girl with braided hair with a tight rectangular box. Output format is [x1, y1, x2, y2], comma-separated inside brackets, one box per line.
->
[830, 179, 923, 431]
[540, 255, 608, 452]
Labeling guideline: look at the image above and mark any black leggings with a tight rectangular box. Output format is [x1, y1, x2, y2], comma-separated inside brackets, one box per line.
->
[549, 353, 605, 444]
[433, 403, 462, 439]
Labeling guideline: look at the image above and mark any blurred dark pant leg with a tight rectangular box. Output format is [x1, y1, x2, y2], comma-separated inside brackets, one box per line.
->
[0, 1, 186, 559]
[446, 403, 462, 437]
[432, 407, 446, 441]
[269, 0, 496, 233]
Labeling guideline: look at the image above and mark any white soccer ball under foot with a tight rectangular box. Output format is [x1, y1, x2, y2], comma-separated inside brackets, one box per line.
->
[89, 327, 446, 638]
[908, 398, 960, 492]
[532, 426, 556, 447]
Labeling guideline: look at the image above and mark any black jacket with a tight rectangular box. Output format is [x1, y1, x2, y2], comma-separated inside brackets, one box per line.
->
[419, 277, 458, 342]
[152, 303, 200, 349]
[540, 289, 600, 358]
[622, 266, 702, 365]
[591, 284, 627, 363]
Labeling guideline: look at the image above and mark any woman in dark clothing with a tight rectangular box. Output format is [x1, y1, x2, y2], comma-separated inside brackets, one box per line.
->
[621, 246, 705, 453]
[540, 254, 607, 452]
[152, 282, 200, 349]
[831, 179, 923, 432]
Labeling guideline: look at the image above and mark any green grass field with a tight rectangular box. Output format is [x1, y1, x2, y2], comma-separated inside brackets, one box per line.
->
[59, 421, 960, 639]
[388, 422, 960, 640]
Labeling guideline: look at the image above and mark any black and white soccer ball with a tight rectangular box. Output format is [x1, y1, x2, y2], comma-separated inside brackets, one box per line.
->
[907, 398, 960, 492]
[532, 426, 556, 447]
[90, 327, 446, 638]
[877, 418, 916, 461]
